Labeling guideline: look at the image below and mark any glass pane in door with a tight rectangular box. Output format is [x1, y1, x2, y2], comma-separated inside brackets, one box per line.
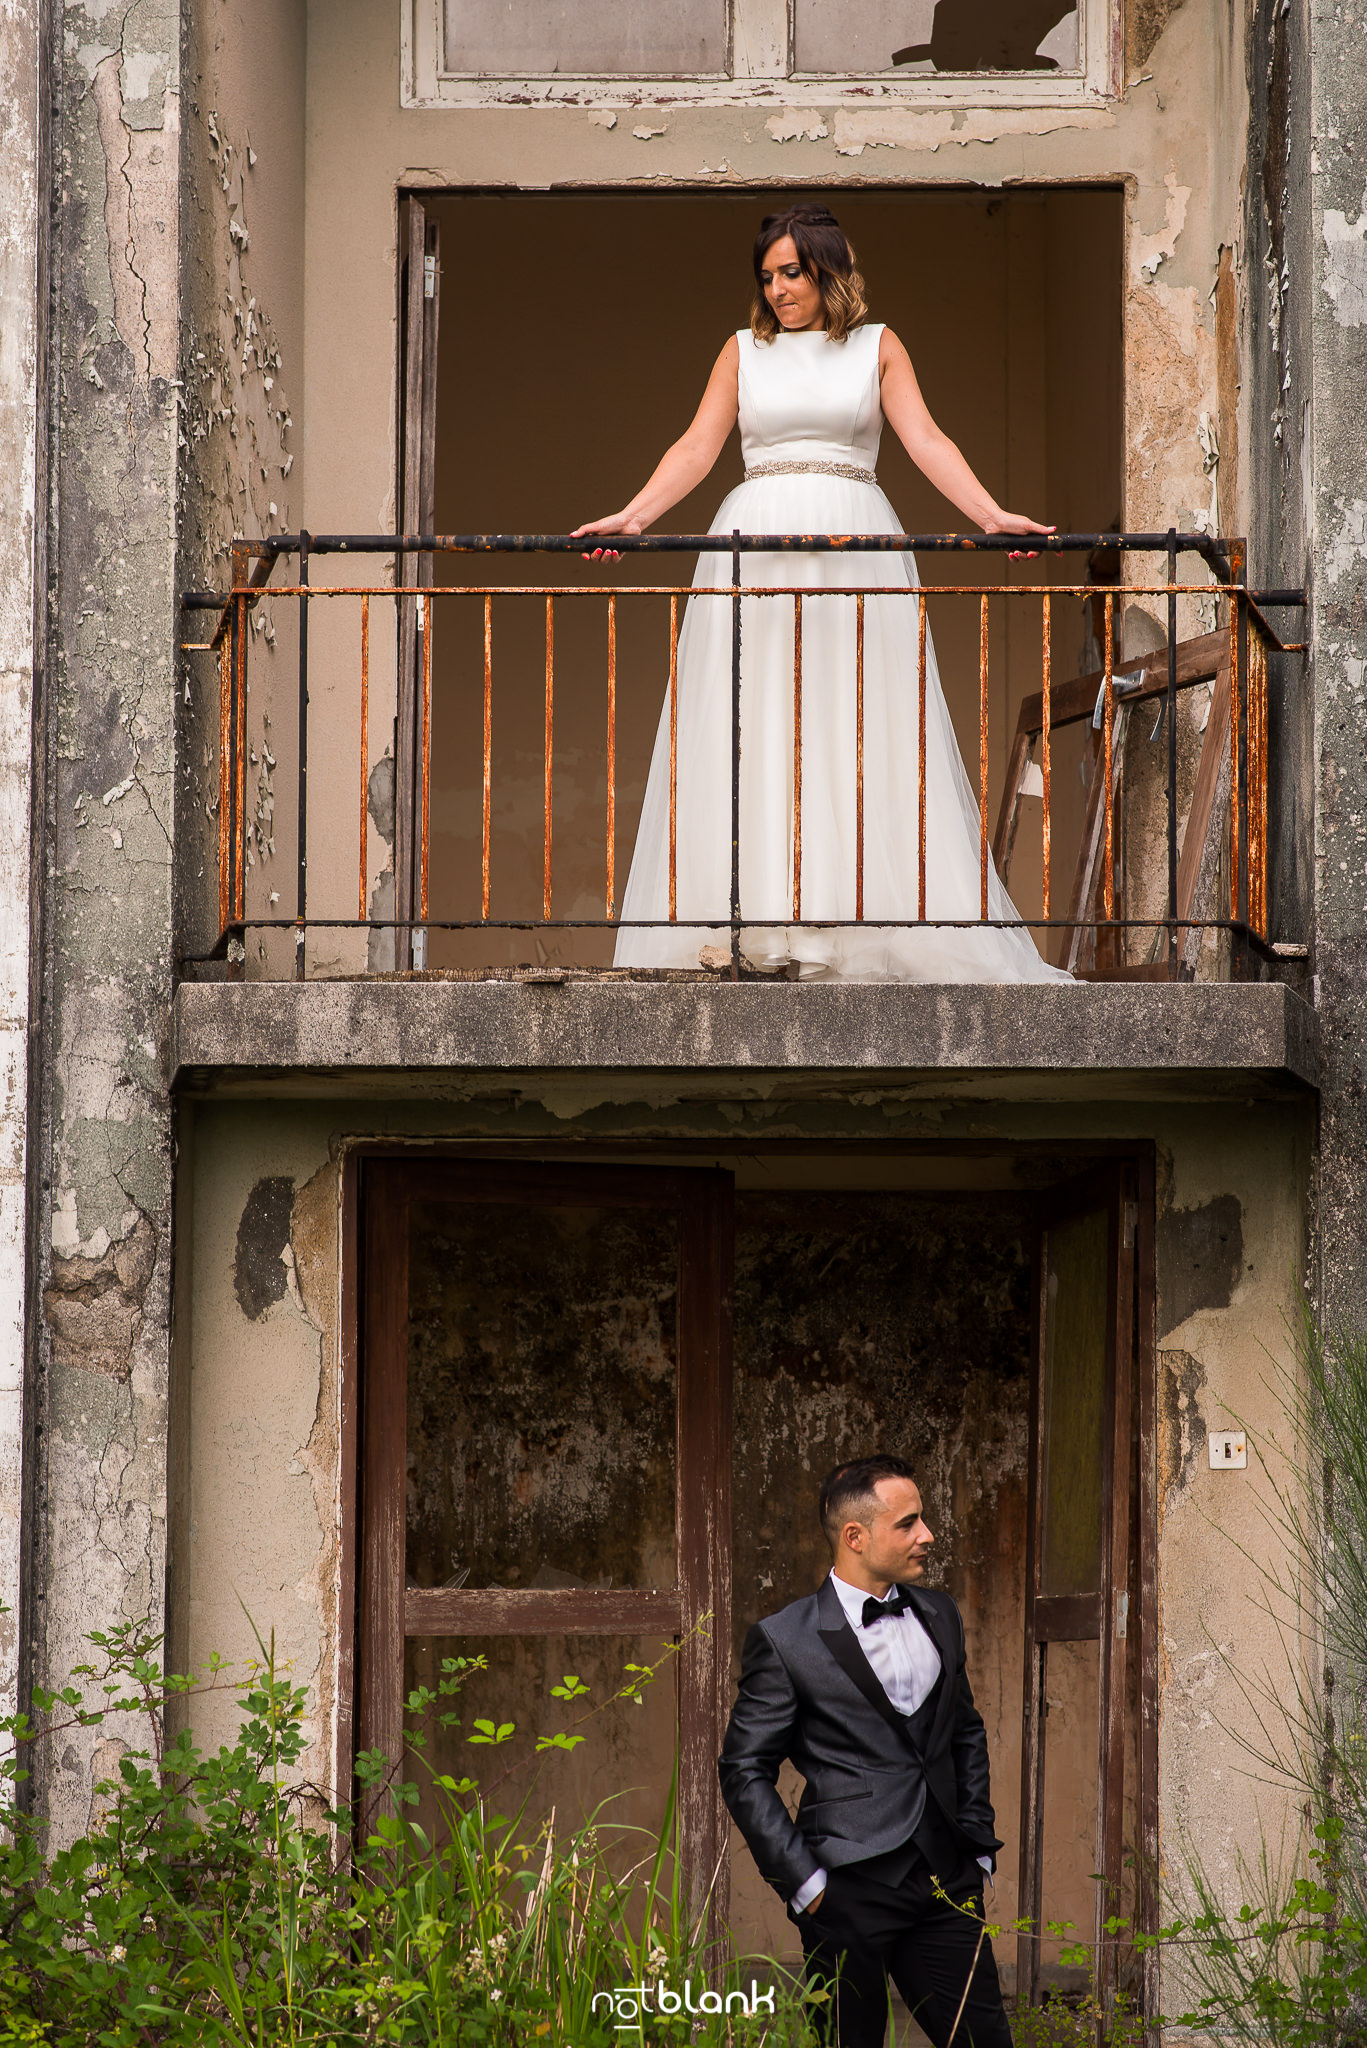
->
[406, 1198, 679, 1593]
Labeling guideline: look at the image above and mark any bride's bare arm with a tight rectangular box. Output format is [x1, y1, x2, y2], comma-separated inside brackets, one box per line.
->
[878, 329, 1054, 544]
[572, 337, 740, 558]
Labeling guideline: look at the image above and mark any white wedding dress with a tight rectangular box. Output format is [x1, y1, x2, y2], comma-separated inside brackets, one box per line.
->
[613, 322, 1070, 982]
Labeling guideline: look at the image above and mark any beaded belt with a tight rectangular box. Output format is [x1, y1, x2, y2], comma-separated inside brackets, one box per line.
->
[743, 458, 877, 485]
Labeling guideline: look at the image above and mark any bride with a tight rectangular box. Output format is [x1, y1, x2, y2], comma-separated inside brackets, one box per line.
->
[573, 202, 1071, 983]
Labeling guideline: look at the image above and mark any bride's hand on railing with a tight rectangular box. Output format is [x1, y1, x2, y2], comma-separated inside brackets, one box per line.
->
[571, 512, 646, 562]
[981, 509, 1057, 563]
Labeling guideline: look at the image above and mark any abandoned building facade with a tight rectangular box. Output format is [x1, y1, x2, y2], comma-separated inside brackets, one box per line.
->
[1, 0, 1363, 2028]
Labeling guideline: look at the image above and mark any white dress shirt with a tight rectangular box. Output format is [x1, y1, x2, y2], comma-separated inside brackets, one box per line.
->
[791, 1571, 991, 1912]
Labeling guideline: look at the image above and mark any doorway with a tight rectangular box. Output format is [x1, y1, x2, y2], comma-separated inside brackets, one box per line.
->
[394, 189, 1124, 967]
[351, 1146, 1151, 2016]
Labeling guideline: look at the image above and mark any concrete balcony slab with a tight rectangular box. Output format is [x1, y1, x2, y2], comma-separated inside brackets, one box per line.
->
[171, 977, 1318, 1101]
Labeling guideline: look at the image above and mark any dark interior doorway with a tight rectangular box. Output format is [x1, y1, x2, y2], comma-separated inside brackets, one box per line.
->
[351, 1145, 1152, 2021]
[398, 188, 1124, 967]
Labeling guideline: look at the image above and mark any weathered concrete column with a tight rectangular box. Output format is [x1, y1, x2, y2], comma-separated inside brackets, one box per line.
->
[31, 0, 180, 1841]
[1308, 0, 1367, 1322]
[0, 0, 46, 1728]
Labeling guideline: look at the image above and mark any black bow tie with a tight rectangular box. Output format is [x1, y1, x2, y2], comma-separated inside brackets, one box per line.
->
[861, 1590, 911, 1627]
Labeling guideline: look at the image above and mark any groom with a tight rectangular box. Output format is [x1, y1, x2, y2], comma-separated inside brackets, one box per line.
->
[718, 1455, 1013, 2048]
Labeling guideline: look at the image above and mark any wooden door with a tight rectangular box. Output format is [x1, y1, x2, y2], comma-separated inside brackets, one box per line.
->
[356, 1158, 733, 1924]
[1017, 1166, 1138, 2016]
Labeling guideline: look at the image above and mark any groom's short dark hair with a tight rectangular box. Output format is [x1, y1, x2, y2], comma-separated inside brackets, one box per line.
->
[819, 1455, 917, 1549]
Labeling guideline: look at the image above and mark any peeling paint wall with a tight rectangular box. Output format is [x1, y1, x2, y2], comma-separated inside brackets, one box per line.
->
[1306, 0, 1367, 1341]
[1243, 0, 1314, 952]
[0, 0, 46, 1728]
[1153, 1118, 1311, 2010]
[177, 4, 306, 970]
[31, 0, 183, 1844]
[174, 1112, 339, 1806]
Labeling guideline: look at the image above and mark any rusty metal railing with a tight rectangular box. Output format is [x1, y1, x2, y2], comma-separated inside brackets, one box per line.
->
[179, 531, 1304, 982]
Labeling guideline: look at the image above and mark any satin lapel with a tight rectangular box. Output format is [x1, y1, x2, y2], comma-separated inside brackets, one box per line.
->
[815, 1576, 912, 1747]
[906, 1586, 958, 1750]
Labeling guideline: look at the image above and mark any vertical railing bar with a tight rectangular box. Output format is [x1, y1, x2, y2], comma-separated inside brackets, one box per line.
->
[544, 595, 554, 923]
[979, 591, 990, 921]
[218, 618, 232, 939]
[730, 531, 742, 973]
[917, 592, 927, 922]
[1103, 588, 1115, 923]
[1166, 529, 1178, 973]
[792, 593, 803, 923]
[230, 542, 247, 940]
[1234, 541, 1250, 944]
[1041, 592, 1052, 923]
[482, 594, 492, 923]
[295, 530, 310, 980]
[606, 592, 617, 920]
[236, 587, 248, 925]
[358, 595, 369, 923]
[855, 592, 865, 923]
[1228, 582, 1241, 928]
[668, 593, 679, 923]
[1254, 625, 1268, 936]
[420, 590, 432, 926]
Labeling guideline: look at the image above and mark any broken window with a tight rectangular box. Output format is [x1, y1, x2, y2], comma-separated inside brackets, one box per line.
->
[794, 0, 1081, 74]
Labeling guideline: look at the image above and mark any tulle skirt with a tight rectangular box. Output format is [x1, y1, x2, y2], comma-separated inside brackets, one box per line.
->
[613, 472, 1070, 983]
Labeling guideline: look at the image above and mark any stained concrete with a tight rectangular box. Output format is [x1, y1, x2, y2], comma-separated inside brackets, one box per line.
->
[0, 0, 46, 1727]
[28, 0, 183, 1847]
[1305, 0, 1367, 1338]
[171, 977, 1319, 1092]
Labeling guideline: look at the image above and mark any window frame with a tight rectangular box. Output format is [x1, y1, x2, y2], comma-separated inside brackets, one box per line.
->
[403, 0, 1123, 112]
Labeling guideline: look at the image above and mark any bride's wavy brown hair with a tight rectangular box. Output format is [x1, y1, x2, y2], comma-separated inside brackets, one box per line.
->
[750, 203, 869, 343]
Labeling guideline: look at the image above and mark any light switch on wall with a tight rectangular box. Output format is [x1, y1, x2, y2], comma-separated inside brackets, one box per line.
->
[1208, 1431, 1247, 1469]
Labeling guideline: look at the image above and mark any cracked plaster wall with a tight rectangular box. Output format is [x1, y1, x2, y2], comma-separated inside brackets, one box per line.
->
[32, 0, 183, 1844]
[1241, 0, 1314, 955]
[1152, 1114, 1311, 2014]
[172, 1107, 341, 1806]
[0, 0, 46, 1728]
[177, 3, 306, 973]
[1306, 0, 1367, 1336]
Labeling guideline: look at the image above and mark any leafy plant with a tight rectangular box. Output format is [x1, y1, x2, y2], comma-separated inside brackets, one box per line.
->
[0, 1613, 825, 2045]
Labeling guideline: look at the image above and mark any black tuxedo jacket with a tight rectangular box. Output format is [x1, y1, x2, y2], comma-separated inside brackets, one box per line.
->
[717, 1575, 1003, 1904]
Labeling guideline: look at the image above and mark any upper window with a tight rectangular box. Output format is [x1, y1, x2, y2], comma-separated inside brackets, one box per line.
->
[404, 0, 1118, 105]
[443, 0, 729, 78]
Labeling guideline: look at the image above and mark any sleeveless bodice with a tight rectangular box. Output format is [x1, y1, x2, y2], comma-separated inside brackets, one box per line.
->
[736, 322, 885, 471]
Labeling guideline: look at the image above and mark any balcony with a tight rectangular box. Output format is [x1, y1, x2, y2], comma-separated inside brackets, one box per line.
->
[172, 531, 1314, 1097]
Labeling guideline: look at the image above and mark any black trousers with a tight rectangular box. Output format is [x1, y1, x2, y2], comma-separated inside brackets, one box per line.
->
[793, 1842, 1013, 2048]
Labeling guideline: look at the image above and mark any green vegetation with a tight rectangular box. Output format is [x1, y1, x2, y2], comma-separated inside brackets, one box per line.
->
[0, 1616, 823, 2045]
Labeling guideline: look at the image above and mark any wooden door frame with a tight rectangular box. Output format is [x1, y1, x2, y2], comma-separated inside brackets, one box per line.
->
[349, 1153, 733, 1926]
[338, 1135, 1157, 2006]
[1017, 1159, 1145, 2017]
